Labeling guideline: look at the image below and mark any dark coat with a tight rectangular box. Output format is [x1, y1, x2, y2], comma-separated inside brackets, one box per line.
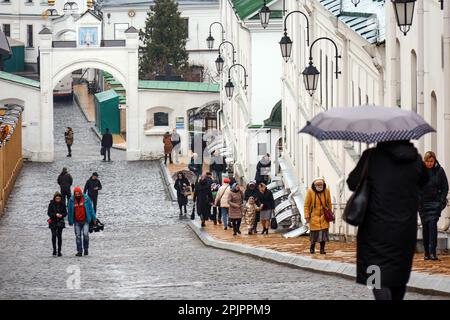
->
[47, 200, 67, 229]
[57, 172, 73, 191]
[244, 187, 262, 206]
[255, 160, 271, 184]
[174, 177, 190, 206]
[259, 188, 275, 210]
[193, 180, 213, 216]
[347, 141, 428, 287]
[419, 161, 449, 223]
[84, 178, 102, 197]
[210, 155, 226, 173]
[101, 133, 113, 148]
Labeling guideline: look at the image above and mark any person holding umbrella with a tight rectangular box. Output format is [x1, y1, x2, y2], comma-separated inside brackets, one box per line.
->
[300, 105, 434, 300]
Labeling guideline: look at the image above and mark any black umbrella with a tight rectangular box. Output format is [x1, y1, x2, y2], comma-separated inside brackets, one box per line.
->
[299, 106, 435, 144]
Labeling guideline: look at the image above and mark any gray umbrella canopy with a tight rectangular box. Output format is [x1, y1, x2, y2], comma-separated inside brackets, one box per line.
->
[299, 106, 435, 144]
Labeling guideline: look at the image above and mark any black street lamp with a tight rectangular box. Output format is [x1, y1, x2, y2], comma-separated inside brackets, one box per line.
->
[279, 11, 310, 62]
[391, 0, 416, 36]
[215, 41, 236, 74]
[206, 22, 225, 50]
[259, 0, 271, 29]
[351, 0, 360, 6]
[302, 37, 341, 96]
[225, 63, 248, 100]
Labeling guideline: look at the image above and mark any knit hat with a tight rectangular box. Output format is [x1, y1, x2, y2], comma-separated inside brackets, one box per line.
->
[92, 172, 99, 177]
[223, 177, 230, 184]
[312, 177, 325, 184]
[74, 186, 83, 195]
[53, 191, 62, 200]
[249, 180, 256, 185]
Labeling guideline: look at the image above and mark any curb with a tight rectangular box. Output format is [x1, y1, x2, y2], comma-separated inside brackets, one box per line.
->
[187, 221, 450, 297]
[73, 93, 93, 123]
[159, 159, 177, 202]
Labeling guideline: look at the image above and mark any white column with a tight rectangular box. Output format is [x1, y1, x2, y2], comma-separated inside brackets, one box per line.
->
[125, 27, 140, 161]
[38, 28, 54, 162]
[417, 0, 425, 153]
[385, 1, 398, 107]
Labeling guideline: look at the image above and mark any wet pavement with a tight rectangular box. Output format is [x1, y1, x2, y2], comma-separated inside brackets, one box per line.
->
[0, 99, 446, 300]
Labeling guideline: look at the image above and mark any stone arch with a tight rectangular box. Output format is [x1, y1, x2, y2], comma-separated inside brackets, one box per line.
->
[52, 59, 127, 90]
[195, 100, 220, 114]
[55, 29, 76, 40]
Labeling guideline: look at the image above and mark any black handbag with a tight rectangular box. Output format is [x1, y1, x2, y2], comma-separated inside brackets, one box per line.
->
[270, 210, 278, 229]
[100, 147, 106, 156]
[343, 155, 370, 226]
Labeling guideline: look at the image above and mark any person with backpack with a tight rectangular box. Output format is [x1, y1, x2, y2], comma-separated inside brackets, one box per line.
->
[84, 172, 102, 213]
[215, 178, 232, 230]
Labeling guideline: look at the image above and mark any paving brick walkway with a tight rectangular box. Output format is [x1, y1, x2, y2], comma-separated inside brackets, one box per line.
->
[0, 99, 444, 300]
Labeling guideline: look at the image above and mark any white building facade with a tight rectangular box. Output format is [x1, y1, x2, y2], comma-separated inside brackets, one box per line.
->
[219, 0, 283, 184]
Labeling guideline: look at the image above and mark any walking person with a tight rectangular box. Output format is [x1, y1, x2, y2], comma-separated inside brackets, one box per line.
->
[347, 140, 428, 300]
[244, 196, 258, 235]
[68, 186, 96, 257]
[255, 154, 271, 185]
[419, 151, 449, 261]
[101, 128, 113, 162]
[189, 152, 202, 178]
[210, 182, 221, 225]
[193, 175, 213, 227]
[57, 167, 73, 206]
[210, 150, 226, 184]
[215, 177, 232, 229]
[258, 183, 275, 235]
[47, 191, 67, 257]
[228, 183, 243, 236]
[65, 127, 73, 157]
[244, 180, 262, 233]
[304, 177, 332, 254]
[174, 171, 190, 217]
[163, 131, 173, 165]
[171, 129, 181, 164]
[84, 172, 102, 214]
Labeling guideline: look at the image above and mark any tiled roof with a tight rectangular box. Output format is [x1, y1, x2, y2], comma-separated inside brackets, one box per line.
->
[318, 0, 385, 44]
[0, 104, 24, 147]
[231, 0, 279, 21]
[0, 71, 40, 88]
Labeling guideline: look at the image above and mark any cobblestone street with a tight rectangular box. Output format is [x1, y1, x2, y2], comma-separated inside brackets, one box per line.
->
[0, 100, 445, 300]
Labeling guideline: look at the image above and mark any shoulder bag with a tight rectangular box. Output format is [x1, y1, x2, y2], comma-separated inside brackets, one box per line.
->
[317, 192, 335, 223]
[342, 154, 371, 226]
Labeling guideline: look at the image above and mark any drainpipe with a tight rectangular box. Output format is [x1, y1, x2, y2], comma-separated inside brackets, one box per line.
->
[441, 2, 450, 232]
[417, 0, 425, 153]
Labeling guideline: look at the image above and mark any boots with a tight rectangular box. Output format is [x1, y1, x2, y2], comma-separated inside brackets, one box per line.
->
[310, 242, 315, 254]
[320, 242, 326, 254]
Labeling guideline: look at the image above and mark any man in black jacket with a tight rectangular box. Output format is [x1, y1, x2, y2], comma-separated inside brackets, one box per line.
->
[84, 172, 102, 213]
[101, 128, 113, 162]
[57, 167, 73, 206]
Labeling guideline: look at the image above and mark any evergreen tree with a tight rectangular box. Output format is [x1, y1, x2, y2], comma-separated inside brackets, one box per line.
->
[139, 0, 189, 79]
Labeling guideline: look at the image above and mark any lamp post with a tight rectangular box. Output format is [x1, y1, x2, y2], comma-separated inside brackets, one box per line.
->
[279, 10, 310, 62]
[206, 22, 225, 50]
[225, 63, 248, 100]
[260, 0, 288, 28]
[302, 37, 341, 96]
[215, 41, 236, 74]
[351, 0, 360, 6]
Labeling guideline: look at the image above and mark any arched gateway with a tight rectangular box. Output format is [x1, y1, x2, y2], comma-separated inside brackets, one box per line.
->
[37, 24, 140, 162]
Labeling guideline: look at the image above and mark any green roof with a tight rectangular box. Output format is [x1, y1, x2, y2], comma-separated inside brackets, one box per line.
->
[232, 0, 276, 20]
[263, 100, 282, 128]
[250, 10, 283, 20]
[0, 71, 40, 88]
[138, 80, 219, 93]
[94, 89, 119, 103]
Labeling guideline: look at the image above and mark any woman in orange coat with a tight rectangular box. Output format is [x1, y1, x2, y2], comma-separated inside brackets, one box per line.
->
[163, 132, 173, 165]
[304, 177, 332, 254]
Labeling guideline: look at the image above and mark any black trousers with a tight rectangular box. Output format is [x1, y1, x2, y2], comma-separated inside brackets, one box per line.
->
[210, 206, 221, 221]
[51, 228, 63, 252]
[178, 202, 187, 214]
[423, 219, 439, 256]
[164, 153, 172, 164]
[89, 194, 98, 213]
[61, 188, 71, 206]
[103, 147, 111, 161]
[372, 285, 407, 300]
[230, 218, 241, 234]
[67, 144, 72, 156]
